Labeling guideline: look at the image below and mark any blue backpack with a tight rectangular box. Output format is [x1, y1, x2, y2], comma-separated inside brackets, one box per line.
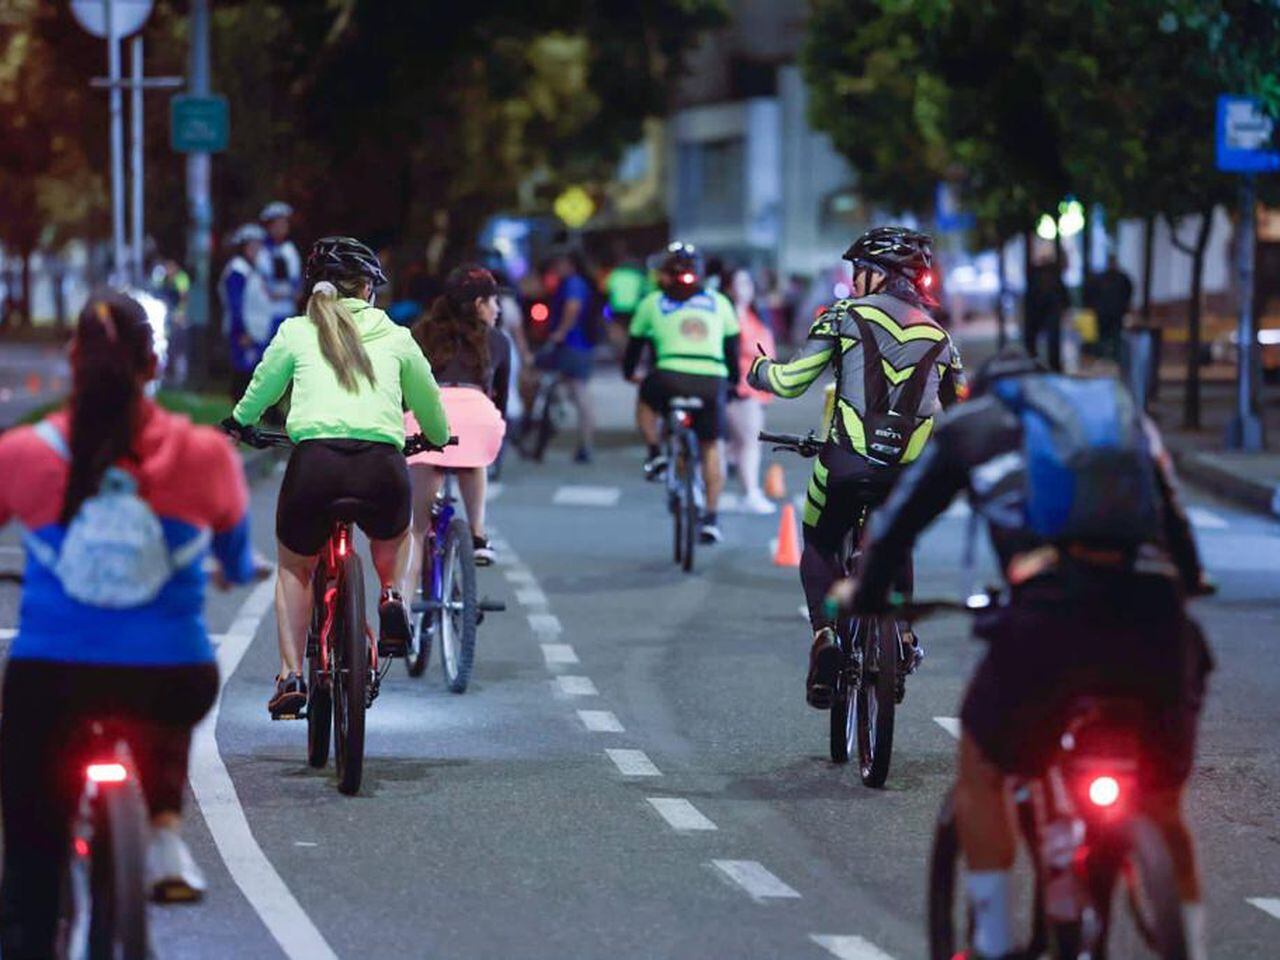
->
[992, 375, 1160, 545]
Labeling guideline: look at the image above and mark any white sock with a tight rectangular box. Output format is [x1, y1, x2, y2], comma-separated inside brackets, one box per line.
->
[1182, 902, 1208, 960]
[966, 869, 1013, 957]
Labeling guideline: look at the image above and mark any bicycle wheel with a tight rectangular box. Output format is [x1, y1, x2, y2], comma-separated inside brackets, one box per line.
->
[530, 385, 557, 461]
[1089, 816, 1188, 959]
[927, 788, 966, 960]
[306, 567, 331, 768]
[333, 551, 367, 796]
[680, 435, 697, 573]
[85, 776, 149, 959]
[440, 516, 478, 693]
[406, 529, 435, 678]
[829, 629, 854, 763]
[855, 616, 897, 787]
[671, 486, 685, 564]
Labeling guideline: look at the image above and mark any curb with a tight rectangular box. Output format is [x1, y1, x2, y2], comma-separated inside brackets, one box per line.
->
[1170, 446, 1280, 520]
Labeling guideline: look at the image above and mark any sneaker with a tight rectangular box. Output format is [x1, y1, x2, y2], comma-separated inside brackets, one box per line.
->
[147, 827, 207, 904]
[643, 453, 669, 481]
[473, 536, 495, 566]
[806, 627, 841, 709]
[698, 522, 723, 544]
[741, 491, 777, 515]
[378, 589, 412, 657]
[902, 628, 925, 674]
[268, 672, 307, 718]
[574, 446, 593, 464]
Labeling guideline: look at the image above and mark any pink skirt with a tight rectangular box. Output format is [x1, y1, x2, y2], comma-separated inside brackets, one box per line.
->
[405, 386, 506, 469]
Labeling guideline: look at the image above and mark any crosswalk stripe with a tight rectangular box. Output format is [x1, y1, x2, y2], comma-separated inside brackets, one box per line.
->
[552, 485, 621, 507]
[810, 934, 896, 959]
[711, 860, 801, 900]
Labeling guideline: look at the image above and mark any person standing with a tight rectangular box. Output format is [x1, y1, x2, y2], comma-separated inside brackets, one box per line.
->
[1085, 253, 1134, 361]
[218, 224, 274, 399]
[1024, 253, 1069, 372]
[542, 249, 596, 463]
[724, 268, 777, 515]
[256, 201, 303, 337]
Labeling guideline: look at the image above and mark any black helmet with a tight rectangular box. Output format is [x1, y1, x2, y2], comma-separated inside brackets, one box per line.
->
[653, 241, 704, 278]
[843, 226, 937, 305]
[305, 236, 388, 289]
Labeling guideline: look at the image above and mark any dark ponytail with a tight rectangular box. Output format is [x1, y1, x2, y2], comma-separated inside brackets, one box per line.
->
[411, 264, 496, 382]
[62, 292, 155, 523]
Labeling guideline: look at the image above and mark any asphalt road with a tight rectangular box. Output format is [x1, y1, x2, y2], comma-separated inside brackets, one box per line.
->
[1, 377, 1278, 959]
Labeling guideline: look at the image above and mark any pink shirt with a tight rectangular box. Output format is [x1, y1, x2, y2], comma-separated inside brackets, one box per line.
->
[735, 306, 776, 403]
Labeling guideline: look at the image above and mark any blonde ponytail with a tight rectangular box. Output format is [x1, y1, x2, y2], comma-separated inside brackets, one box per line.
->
[307, 281, 376, 392]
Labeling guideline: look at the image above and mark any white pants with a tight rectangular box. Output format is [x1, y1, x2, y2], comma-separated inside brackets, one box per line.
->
[725, 398, 765, 498]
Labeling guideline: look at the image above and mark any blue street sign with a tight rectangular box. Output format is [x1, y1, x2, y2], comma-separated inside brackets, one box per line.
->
[935, 182, 976, 233]
[1216, 95, 1280, 174]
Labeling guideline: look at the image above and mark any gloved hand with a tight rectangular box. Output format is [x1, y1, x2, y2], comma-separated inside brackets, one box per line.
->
[219, 416, 263, 448]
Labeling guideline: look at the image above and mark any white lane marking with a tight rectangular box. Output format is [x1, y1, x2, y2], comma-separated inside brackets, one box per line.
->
[552, 484, 621, 507]
[647, 797, 717, 832]
[486, 482, 504, 502]
[528, 612, 563, 637]
[934, 716, 961, 739]
[1187, 506, 1228, 530]
[577, 709, 624, 733]
[810, 934, 897, 959]
[711, 860, 801, 900]
[0, 627, 16, 642]
[503, 566, 537, 585]
[606, 748, 661, 777]
[1247, 898, 1280, 921]
[556, 675, 599, 696]
[188, 576, 340, 960]
[515, 585, 549, 607]
[0, 545, 22, 557]
[541, 642, 579, 665]
[293, 842, 318, 848]
[798, 603, 809, 621]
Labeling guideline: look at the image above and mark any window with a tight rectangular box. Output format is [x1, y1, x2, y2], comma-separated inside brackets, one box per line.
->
[677, 137, 745, 228]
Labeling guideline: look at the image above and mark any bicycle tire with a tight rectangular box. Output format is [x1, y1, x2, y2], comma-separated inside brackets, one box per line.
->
[440, 517, 478, 693]
[406, 529, 435, 678]
[531, 385, 556, 461]
[1097, 816, 1188, 959]
[86, 776, 149, 960]
[829, 678, 853, 763]
[927, 788, 965, 960]
[306, 567, 332, 768]
[680, 434, 697, 573]
[672, 488, 684, 564]
[856, 616, 897, 787]
[333, 551, 367, 796]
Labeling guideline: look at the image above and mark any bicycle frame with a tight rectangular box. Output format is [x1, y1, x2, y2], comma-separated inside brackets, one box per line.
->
[426, 473, 459, 610]
[664, 411, 703, 509]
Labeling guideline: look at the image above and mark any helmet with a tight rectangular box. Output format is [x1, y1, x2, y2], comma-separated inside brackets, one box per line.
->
[259, 201, 294, 222]
[654, 241, 703, 278]
[843, 226, 937, 305]
[230, 223, 266, 247]
[304, 236, 388, 289]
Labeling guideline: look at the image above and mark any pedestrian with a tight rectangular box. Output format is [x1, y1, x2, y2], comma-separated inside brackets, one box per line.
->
[1084, 253, 1133, 362]
[219, 224, 274, 400]
[724, 268, 777, 515]
[154, 259, 190, 386]
[1024, 252, 1070, 371]
[541, 248, 597, 463]
[256, 201, 302, 337]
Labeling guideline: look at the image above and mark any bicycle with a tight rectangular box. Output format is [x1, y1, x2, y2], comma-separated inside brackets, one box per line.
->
[0, 573, 148, 960]
[904, 595, 1191, 960]
[406, 469, 506, 692]
[664, 397, 706, 573]
[516, 354, 571, 462]
[761, 431, 907, 787]
[227, 429, 451, 796]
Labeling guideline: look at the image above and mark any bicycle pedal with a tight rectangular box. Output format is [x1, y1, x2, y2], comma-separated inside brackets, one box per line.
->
[271, 710, 306, 721]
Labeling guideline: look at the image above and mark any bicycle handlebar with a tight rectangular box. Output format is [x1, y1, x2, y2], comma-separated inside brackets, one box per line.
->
[222, 423, 458, 457]
[758, 430, 822, 458]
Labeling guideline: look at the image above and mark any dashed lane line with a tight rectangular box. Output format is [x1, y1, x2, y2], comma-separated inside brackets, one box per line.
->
[515, 585, 549, 607]
[647, 797, 717, 832]
[1187, 506, 1229, 530]
[0, 627, 15, 642]
[711, 860, 801, 901]
[552, 484, 621, 507]
[503, 566, 537, 585]
[1247, 898, 1280, 921]
[606, 748, 662, 777]
[577, 709, 624, 732]
[540, 642, 579, 665]
[934, 716, 961, 739]
[188, 575, 340, 960]
[555, 675, 599, 696]
[810, 934, 897, 959]
[528, 612, 563, 637]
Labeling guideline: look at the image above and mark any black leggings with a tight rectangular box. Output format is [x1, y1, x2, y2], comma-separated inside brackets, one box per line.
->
[0, 659, 218, 959]
[801, 446, 913, 630]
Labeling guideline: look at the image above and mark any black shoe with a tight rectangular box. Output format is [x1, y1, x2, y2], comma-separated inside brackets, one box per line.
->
[473, 536, 495, 566]
[378, 589, 412, 657]
[269, 672, 307, 719]
[805, 628, 841, 710]
[643, 453, 669, 480]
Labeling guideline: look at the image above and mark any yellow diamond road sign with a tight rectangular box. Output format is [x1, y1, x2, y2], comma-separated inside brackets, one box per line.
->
[554, 186, 595, 229]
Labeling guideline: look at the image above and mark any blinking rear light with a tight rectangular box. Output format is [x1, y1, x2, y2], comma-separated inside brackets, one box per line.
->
[1087, 774, 1121, 808]
[87, 762, 128, 784]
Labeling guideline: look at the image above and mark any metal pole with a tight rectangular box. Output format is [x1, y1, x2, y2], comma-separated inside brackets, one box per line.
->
[186, 0, 213, 384]
[106, 0, 126, 283]
[1226, 174, 1266, 450]
[130, 36, 144, 285]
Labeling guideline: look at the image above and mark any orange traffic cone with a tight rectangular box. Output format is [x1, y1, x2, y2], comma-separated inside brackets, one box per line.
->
[773, 502, 801, 567]
[763, 462, 787, 500]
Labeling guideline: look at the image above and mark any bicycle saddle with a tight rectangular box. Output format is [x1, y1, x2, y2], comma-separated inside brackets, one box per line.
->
[670, 396, 705, 411]
[326, 497, 367, 524]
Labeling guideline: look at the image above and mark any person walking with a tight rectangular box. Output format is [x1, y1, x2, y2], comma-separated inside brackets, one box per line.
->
[1085, 253, 1134, 362]
[1024, 252, 1069, 372]
[218, 224, 274, 399]
[256, 201, 303, 338]
[724, 268, 777, 515]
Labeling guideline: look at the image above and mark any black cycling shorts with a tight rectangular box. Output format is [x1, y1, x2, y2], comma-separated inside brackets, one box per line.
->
[639, 369, 726, 442]
[960, 580, 1212, 789]
[277, 439, 411, 555]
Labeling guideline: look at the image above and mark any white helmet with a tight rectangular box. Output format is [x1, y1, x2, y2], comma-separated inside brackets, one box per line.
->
[259, 201, 294, 222]
[230, 223, 266, 246]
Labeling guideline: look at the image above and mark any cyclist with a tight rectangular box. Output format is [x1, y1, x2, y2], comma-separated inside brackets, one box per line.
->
[846, 347, 1212, 960]
[747, 226, 965, 707]
[0, 292, 259, 952]
[624, 241, 741, 544]
[225, 237, 450, 718]
[406, 264, 510, 575]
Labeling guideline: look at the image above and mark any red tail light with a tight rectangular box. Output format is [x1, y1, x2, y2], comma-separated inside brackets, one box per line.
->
[74, 837, 90, 857]
[678, 412, 694, 429]
[530, 303, 549, 324]
[1087, 774, 1121, 808]
[87, 762, 128, 784]
[680, 272, 696, 285]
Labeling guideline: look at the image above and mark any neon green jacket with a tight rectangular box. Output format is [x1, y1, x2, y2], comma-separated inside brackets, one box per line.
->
[233, 299, 449, 449]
